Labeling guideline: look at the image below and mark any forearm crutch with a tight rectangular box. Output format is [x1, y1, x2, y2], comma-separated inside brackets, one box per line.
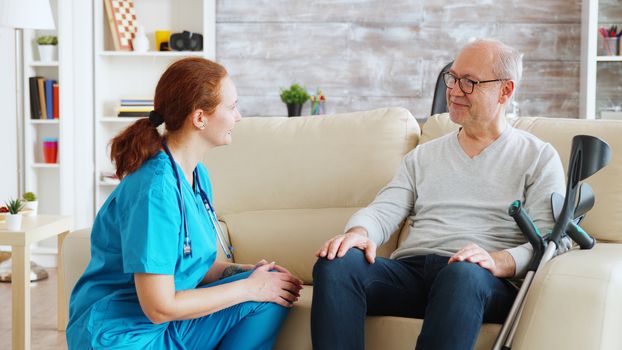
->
[493, 135, 611, 350]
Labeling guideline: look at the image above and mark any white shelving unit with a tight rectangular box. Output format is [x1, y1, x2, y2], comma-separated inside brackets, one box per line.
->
[18, 0, 74, 260]
[93, 0, 215, 211]
[22, 0, 74, 218]
[580, 0, 622, 120]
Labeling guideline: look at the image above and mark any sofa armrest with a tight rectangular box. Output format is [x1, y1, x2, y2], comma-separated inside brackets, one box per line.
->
[61, 228, 92, 304]
[513, 243, 622, 350]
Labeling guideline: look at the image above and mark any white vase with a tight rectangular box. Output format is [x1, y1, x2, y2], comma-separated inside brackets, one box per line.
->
[132, 26, 149, 53]
[23, 201, 38, 216]
[6, 213, 22, 231]
[38, 45, 57, 62]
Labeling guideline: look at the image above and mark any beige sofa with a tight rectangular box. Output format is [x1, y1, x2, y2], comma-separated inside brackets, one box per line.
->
[63, 108, 622, 349]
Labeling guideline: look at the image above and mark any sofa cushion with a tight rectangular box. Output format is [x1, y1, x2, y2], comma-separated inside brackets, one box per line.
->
[222, 208, 399, 284]
[273, 285, 503, 350]
[512, 244, 622, 350]
[204, 107, 420, 215]
[421, 113, 622, 243]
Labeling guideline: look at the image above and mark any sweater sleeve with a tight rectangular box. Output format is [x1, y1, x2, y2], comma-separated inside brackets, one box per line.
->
[344, 151, 417, 246]
[505, 143, 566, 277]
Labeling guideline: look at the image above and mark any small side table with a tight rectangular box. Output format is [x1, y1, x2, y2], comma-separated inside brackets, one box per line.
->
[0, 215, 72, 350]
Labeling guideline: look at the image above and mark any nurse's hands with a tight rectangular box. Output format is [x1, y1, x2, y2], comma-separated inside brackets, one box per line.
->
[316, 226, 377, 263]
[246, 262, 303, 308]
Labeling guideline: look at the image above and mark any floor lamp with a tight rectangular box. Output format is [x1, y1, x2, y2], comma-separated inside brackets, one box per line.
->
[0, 0, 56, 282]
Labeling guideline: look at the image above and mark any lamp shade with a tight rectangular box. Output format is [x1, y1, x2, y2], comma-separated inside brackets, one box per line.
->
[0, 0, 55, 30]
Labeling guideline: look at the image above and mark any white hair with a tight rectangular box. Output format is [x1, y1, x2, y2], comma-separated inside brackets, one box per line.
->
[463, 39, 524, 94]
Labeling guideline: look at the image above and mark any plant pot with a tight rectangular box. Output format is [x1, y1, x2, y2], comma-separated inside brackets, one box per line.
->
[38, 44, 57, 62]
[287, 103, 303, 117]
[23, 201, 38, 216]
[6, 213, 22, 231]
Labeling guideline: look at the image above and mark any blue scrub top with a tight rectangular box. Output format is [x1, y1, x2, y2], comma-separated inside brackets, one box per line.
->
[67, 151, 218, 349]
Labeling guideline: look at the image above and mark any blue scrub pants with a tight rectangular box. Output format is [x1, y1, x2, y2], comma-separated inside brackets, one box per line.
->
[311, 249, 517, 350]
[170, 270, 289, 350]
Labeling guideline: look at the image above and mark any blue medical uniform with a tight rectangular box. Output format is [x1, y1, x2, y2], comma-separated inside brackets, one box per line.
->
[67, 151, 288, 349]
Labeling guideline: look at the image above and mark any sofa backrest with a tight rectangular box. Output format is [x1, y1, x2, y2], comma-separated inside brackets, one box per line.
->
[422, 113, 622, 243]
[203, 108, 420, 283]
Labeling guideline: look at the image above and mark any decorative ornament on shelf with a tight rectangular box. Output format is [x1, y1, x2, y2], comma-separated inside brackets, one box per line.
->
[310, 88, 326, 116]
[22, 192, 38, 216]
[132, 25, 149, 53]
[279, 83, 310, 117]
[4, 198, 24, 230]
[36, 35, 57, 62]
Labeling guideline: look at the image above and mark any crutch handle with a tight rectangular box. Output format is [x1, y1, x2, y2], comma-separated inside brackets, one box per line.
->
[508, 200, 546, 271]
[566, 222, 596, 249]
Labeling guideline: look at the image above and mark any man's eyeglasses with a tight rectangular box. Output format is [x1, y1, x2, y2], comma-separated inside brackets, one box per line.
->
[442, 72, 508, 95]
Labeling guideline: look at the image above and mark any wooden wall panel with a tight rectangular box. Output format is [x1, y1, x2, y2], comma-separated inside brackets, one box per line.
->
[215, 0, 612, 119]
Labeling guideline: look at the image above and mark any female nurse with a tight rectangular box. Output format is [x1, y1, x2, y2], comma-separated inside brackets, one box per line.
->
[67, 57, 303, 349]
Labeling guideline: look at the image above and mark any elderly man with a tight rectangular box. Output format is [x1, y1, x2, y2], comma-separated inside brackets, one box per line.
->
[311, 39, 566, 349]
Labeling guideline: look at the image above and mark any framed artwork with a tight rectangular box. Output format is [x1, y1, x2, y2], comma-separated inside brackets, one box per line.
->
[103, 0, 137, 51]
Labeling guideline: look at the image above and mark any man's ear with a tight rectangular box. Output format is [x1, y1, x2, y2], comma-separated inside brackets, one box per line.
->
[498, 80, 515, 105]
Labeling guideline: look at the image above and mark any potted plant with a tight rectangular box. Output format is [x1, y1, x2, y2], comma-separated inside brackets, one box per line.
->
[36, 35, 58, 62]
[280, 83, 310, 117]
[5, 198, 24, 231]
[22, 192, 38, 216]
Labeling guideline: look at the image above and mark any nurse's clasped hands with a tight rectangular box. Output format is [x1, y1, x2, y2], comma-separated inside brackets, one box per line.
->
[244, 261, 304, 308]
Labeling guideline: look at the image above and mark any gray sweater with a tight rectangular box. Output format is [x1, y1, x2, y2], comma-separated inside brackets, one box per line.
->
[345, 126, 566, 277]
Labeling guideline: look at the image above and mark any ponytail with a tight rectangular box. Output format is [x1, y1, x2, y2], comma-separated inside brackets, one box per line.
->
[110, 118, 161, 180]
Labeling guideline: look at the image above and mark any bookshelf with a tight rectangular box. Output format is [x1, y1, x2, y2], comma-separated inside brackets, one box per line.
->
[580, 0, 622, 119]
[18, 0, 74, 259]
[93, 0, 215, 211]
[22, 0, 74, 219]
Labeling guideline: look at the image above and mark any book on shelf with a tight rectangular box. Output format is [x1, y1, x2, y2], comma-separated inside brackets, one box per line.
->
[28, 76, 41, 119]
[37, 77, 47, 119]
[100, 171, 120, 185]
[44, 79, 55, 119]
[53, 83, 59, 119]
[29, 76, 60, 120]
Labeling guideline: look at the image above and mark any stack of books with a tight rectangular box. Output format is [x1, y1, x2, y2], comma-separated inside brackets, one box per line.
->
[117, 98, 154, 118]
[29, 76, 59, 119]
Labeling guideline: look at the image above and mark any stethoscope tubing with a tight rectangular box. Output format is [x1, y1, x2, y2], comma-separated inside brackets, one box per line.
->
[162, 140, 234, 260]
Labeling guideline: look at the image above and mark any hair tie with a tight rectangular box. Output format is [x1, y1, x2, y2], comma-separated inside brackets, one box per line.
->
[148, 110, 164, 127]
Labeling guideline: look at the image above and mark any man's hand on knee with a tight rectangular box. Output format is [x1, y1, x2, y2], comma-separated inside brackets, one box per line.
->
[315, 227, 377, 264]
[448, 243, 516, 278]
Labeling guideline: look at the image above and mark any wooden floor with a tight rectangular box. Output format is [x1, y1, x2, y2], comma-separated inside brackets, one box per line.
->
[0, 268, 67, 350]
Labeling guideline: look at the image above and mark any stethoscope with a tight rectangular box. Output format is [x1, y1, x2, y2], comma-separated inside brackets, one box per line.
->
[162, 140, 234, 260]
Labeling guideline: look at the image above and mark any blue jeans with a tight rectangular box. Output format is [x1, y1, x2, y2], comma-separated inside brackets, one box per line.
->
[311, 250, 517, 350]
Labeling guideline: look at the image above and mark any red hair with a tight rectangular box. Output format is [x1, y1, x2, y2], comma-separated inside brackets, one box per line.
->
[110, 57, 228, 179]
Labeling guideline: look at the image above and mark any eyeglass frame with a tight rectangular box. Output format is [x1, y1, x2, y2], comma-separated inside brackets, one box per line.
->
[442, 71, 510, 95]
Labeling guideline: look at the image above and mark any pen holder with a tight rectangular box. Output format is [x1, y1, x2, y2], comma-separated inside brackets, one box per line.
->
[603, 37, 619, 56]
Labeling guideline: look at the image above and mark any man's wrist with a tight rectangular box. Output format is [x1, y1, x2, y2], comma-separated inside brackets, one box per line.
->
[490, 250, 516, 278]
[346, 226, 368, 237]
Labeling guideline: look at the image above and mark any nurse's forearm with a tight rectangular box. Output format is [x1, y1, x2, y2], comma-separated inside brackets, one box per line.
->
[135, 273, 253, 324]
[200, 261, 252, 285]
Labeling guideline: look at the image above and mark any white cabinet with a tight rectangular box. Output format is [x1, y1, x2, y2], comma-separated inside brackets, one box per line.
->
[93, 0, 215, 211]
[22, 0, 74, 218]
[580, 0, 622, 120]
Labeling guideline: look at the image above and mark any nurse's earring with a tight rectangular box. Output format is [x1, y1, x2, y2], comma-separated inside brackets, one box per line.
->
[199, 121, 206, 130]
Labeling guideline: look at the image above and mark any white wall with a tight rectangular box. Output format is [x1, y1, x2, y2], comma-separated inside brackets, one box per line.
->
[0, 28, 19, 202]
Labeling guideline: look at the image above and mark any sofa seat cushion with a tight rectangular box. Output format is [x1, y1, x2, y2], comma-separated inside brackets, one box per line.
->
[222, 208, 399, 284]
[274, 285, 502, 350]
